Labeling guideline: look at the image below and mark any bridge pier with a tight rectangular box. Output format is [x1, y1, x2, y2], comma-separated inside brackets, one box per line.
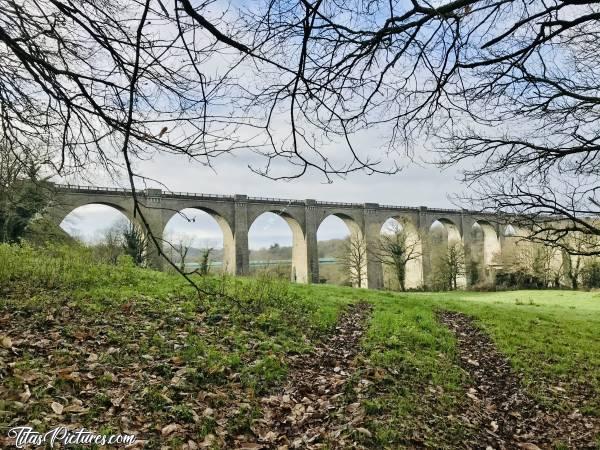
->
[304, 200, 320, 284]
[418, 207, 433, 289]
[139, 191, 169, 270]
[365, 203, 384, 290]
[233, 195, 250, 276]
[461, 212, 473, 288]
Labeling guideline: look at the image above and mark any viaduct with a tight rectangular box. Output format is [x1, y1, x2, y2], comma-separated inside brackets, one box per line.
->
[46, 184, 522, 289]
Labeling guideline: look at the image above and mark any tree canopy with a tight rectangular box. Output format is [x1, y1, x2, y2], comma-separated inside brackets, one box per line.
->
[3, 0, 600, 254]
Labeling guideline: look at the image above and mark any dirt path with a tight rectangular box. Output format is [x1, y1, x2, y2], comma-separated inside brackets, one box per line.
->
[438, 310, 599, 450]
[237, 302, 372, 449]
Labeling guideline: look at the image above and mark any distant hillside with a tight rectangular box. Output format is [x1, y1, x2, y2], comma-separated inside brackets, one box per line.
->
[167, 238, 347, 264]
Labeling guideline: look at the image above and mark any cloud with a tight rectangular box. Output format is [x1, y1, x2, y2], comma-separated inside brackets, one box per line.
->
[136, 146, 463, 206]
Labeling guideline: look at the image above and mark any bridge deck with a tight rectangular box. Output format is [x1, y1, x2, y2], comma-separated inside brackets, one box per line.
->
[52, 183, 496, 215]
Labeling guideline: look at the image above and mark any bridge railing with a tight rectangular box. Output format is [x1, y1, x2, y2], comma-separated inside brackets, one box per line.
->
[53, 184, 131, 193]
[315, 200, 363, 207]
[379, 204, 420, 211]
[53, 184, 235, 200]
[169, 191, 233, 199]
[425, 207, 466, 214]
[53, 183, 500, 215]
[247, 196, 305, 205]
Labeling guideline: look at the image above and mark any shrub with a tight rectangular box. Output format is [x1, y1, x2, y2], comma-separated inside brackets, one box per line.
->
[0, 242, 162, 294]
[582, 259, 600, 289]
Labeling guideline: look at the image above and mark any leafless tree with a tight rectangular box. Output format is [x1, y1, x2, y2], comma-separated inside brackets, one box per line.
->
[339, 232, 367, 288]
[563, 251, 582, 291]
[239, 0, 600, 253]
[163, 233, 195, 270]
[500, 240, 561, 288]
[0, 0, 401, 287]
[433, 241, 465, 291]
[560, 233, 599, 289]
[374, 222, 420, 291]
[96, 220, 128, 264]
[6, 0, 600, 280]
[1, 0, 239, 286]
[175, 235, 195, 271]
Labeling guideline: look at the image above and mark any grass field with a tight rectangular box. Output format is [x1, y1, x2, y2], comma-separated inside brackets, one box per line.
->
[1, 244, 599, 448]
[298, 285, 600, 447]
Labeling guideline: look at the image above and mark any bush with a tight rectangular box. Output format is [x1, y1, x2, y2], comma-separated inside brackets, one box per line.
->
[0, 242, 161, 293]
[494, 269, 547, 290]
[469, 281, 497, 292]
[582, 259, 600, 289]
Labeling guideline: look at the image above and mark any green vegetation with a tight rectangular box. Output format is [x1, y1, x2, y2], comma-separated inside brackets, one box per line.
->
[289, 283, 600, 446]
[1, 244, 599, 448]
[582, 258, 600, 289]
[0, 244, 346, 447]
[0, 177, 50, 244]
[442, 290, 600, 413]
[360, 288, 599, 447]
[0, 148, 59, 245]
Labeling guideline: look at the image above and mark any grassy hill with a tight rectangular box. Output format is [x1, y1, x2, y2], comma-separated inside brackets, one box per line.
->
[1, 244, 599, 448]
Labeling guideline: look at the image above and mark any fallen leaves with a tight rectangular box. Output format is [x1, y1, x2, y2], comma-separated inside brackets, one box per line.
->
[246, 303, 373, 449]
[355, 427, 372, 437]
[438, 310, 600, 449]
[1, 282, 375, 449]
[517, 443, 542, 450]
[19, 385, 31, 402]
[51, 401, 64, 415]
[1, 335, 12, 348]
[161, 423, 181, 435]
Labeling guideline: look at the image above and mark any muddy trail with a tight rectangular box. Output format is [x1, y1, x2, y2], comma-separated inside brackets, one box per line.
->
[439, 310, 599, 450]
[237, 302, 373, 449]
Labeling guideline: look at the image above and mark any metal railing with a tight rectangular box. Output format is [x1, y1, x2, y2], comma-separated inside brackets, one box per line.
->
[247, 196, 305, 205]
[168, 191, 233, 200]
[53, 183, 481, 213]
[315, 200, 363, 207]
[379, 204, 420, 211]
[424, 207, 466, 213]
[53, 184, 234, 200]
[53, 184, 131, 194]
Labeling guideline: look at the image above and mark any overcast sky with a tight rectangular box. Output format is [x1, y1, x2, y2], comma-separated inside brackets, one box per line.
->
[53, 0, 472, 249]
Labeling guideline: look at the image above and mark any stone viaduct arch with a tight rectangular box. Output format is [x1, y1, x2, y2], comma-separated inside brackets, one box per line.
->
[49, 197, 138, 228]
[378, 216, 423, 289]
[316, 210, 367, 288]
[162, 205, 235, 274]
[246, 206, 308, 283]
[46, 184, 523, 290]
[468, 220, 501, 284]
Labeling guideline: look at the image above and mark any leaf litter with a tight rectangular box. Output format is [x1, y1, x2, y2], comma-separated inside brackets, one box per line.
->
[246, 302, 373, 449]
[438, 310, 599, 449]
[0, 287, 372, 449]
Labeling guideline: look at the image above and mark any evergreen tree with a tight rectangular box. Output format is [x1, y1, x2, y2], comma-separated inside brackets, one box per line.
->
[0, 150, 50, 243]
[122, 224, 147, 266]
